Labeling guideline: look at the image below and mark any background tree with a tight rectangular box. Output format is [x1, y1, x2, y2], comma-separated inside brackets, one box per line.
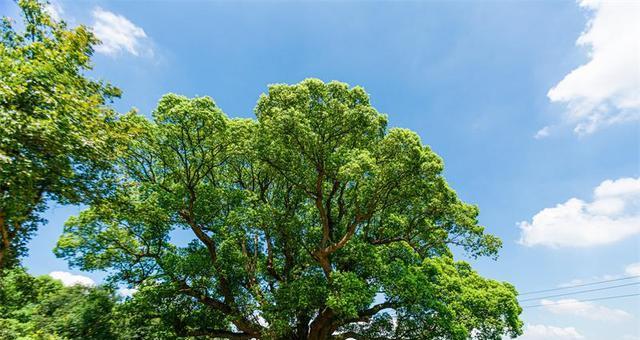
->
[0, 267, 118, 339]
[0, 0, 123, 268]
[56, 79, 523, 339]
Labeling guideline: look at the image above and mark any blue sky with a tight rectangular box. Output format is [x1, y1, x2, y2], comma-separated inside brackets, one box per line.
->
[2, 1, 639, 339]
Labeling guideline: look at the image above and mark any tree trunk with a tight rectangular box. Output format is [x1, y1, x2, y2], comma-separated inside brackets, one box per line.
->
[307, 328, 333, 340]
[0, 210, 10, 270]
[295, 313, 310, 340]
[307, 309, 336, 340]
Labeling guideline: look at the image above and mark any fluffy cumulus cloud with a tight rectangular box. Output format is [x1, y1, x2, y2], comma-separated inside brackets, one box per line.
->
[546, 0, 640, 135]
[49, 271, 95, 287]
[518, 324, 584, 340]
[519, 177, 640, 247]
[92, 7, 152, 57]
[541, 299, 631, 322]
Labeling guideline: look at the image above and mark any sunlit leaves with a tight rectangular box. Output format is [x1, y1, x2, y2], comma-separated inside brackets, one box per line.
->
[0, 0, 125, 268]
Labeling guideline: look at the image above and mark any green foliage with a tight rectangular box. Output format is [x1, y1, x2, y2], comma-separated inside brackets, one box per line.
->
[0, 0, 124, 268]
[0, 267, 118, 340]
[111, 281, 233, 339]
[1, 2, 521, 339]
[56, 79, 523, 339]
[326, 271, 376, 319]
[343, 254, 523, 339]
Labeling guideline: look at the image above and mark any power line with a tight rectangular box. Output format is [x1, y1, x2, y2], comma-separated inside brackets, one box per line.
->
[519, 275, 640, 296]
[521, 293, 640, 308]
[519, 282, 640, 302]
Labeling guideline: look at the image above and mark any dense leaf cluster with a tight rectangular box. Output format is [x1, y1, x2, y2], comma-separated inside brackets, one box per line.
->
[0, 0, 124, 268]
[0, 268, 117, 340]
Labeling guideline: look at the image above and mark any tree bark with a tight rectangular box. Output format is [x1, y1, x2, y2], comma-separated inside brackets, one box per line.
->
[0, 210, 10, 270]
[307, 308, 336, 340]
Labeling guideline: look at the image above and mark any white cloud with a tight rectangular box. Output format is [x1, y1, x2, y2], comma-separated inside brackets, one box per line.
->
[518, 324, 584, 340]
[625, 262, 640, 276]
[534, 126, 551, 139]
[541, 299, 632, 322]
[117, 287, 138, 297]
[558, 274, 619, 288]
[92, 7, 151, 57]
[49, 271, 95, 287]
[519, 177, 640, 247]
[45, 1, 64, 22]
[547, 0, 640, 135]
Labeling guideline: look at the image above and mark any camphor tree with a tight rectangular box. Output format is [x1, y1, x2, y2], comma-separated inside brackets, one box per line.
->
[56, 79, 523, 339]
[0, 0, 124, 268]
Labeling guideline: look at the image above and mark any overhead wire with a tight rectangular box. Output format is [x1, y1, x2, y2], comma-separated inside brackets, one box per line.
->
[519, 275, 640, 296]
[521, 293, 640, 308]
[518, 281, 640, 302]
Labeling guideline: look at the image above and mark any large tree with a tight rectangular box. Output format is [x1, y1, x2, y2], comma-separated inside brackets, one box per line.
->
[56, 79, 522, 339]
[0, 0, 123, 268]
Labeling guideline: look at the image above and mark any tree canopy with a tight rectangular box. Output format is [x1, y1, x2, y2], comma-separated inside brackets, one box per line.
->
[0, 267, 118, 340]
[56, 80, 522, 339]
[0, 0, 124, 268]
